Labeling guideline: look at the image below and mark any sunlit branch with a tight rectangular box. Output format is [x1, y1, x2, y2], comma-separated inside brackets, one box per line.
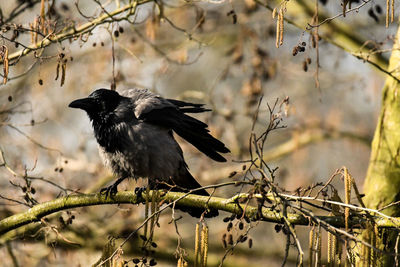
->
[2, 189, 400, 236]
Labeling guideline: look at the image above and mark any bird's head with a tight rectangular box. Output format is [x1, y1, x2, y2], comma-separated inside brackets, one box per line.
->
[68, 89, 123, 122]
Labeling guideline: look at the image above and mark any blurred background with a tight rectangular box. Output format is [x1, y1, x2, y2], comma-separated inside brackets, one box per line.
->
[0, 0, 396, 266]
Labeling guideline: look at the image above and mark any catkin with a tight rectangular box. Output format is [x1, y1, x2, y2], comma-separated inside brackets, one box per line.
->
[194, 223, 200, 267]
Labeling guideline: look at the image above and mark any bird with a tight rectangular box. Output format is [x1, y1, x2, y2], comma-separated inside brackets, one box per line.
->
[68, 88, 230, 217]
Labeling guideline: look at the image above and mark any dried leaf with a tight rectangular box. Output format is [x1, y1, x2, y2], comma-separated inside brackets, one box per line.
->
[241, 80, 252, 97]
[244, 0, 257, 11]
[177, 49, 187, 64]
[145, 17, 158, 41]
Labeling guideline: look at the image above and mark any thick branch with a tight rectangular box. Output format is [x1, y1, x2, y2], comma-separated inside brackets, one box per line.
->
[1, 190, 400, 236]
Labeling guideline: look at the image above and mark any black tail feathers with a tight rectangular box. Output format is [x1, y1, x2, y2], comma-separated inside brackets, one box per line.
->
[149, 171, 219, 218]
[177, 184, 219, 218]
[179, 203, 219, 218]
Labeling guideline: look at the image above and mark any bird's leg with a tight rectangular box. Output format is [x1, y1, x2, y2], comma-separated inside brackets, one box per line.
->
[100, 176, 126, 198]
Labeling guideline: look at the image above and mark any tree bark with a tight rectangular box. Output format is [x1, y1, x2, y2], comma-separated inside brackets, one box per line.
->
[361, 24, 400, 266]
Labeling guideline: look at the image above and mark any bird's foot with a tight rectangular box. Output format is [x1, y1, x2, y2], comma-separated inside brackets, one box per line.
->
[134, 186, 146, 197]
[100, 183, 119, 199]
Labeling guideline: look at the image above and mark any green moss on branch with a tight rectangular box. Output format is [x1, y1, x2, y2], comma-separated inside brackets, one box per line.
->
[2, 191, 400, 236]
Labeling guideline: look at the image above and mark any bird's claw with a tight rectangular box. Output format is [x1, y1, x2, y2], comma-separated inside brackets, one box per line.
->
[100, 184, 119, 198]
[134, 186, 146, 197]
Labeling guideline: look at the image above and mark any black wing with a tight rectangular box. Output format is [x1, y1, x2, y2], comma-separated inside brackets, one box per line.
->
[141, 102, 229, 162]
[124, 92, 229, 162]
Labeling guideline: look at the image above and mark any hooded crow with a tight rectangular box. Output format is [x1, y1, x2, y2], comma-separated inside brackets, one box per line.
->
[69, 88, 229, 217]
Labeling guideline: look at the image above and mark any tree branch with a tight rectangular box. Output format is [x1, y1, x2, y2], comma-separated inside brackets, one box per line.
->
[0, 0, 153, 65]
[2, 190, 400, 236]
[254, 0, 390, 77]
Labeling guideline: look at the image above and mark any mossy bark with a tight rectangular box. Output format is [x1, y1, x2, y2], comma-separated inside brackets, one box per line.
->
[361, 24, 400, 266]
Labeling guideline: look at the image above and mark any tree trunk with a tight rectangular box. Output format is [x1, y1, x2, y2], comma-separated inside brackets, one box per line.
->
[361, 24, 400, 266]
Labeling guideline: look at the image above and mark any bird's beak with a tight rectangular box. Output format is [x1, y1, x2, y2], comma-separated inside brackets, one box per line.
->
[68, 97, 96, 111]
